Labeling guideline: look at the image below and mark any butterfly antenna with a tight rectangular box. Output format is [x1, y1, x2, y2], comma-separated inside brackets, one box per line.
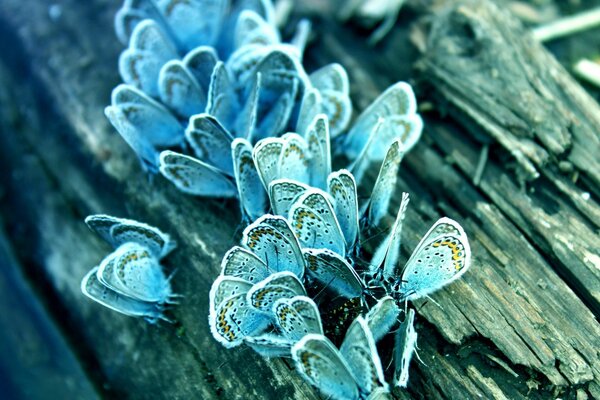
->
[416, 300, 429, 313]
[424, 295, 442, 309]
[312, 276, 337, 301]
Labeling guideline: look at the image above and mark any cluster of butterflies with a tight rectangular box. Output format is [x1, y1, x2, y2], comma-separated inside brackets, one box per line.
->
[209, 154, 472, 398]
[105, 0, 423, 222]
[80, 215, 178, 323]
[79, 0, 472, 398]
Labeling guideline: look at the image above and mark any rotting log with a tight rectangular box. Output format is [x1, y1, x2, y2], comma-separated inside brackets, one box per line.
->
[0, 0, 599, 399]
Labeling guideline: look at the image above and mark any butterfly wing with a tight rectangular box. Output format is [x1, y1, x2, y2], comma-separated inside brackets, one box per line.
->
[247, 271, 306, 312]
[292, 334, 359, 400]
[366, 140, 405, 231]
[343, 82, 417, 160]
[306, 115, 332, 190]
[328, 170, 359, 250]
[242, 215, 305, 277]
[186, 113, 235, 176]
[393, 308, 418, 388]
[340, 317, 388, 396]
[119, 20, 178, 97]
[244, 333, 294, 358]
[159, 150, 237, 197]
[396, 218, 471, 300]
[289, 189, 346, 256]
[220, 246, 270, 283]
[104, 243, 170, 303]
[268, 178, 309, 217]
[365, 296, 400, 343]
[278, 133, 311, 186]
[274, 295, 323, 341]
[81, 267, 165, 321]
[232, 138, 269, 222]
[158, 60, 206, 118]
[253, 137, 283, 190]
[370, 192, 410, 278]
[303, 248, 364, 299]
[85, 214, 176, 258]
[154, 0, 227, 51]
[209, 291, 270, 348]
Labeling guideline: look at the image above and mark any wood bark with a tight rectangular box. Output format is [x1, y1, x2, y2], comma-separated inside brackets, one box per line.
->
[0, 0, 598, 399]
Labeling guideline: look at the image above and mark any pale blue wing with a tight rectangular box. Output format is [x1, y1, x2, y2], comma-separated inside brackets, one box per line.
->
[227, 44, 270, 89]
[274, 296, 323, 341]
[119, 20, 178, 97]
[154, 0, 227, 51]
[217, 0, 276, 55]
[292, 334, 359, 400]
[220, 246, 270, 283]
[251, 50, 301, 138]
[328, 170, 359, 250]
[306, 115, 332, 190]
[309, 63, 350, 94]
[242, 215, 305, 276]
[370, 192, 410, 278]
[340, 317, 388, 396]
[253, 137, 283, 190]
[365, 296, 400, 343]
[234, 10, 280, 49]
[81, 267, 166, 322]
[206, 62, 241, 132]
[235, 72, 260, 140]
[115, 0, 165, 44]
[278, 133, 311, 185]
[247, 271, 306, 312]
[348, 117, 384, 183]
[209, 292, 270, 348]
[101, 243, 171, 303]
[303, 248, 364, 298]
[186, 113, 235, 175]
[158, 150, 237, 197]
[244, 334, 294, 358]
[209, 275, 253, 312]
[321, 89, 352, 138]
[394, 218, 471, 301]
[366, 139, 405, 231]
[365, 113, 422, 161]
[343, 82, 417, 160]
[84, 214, 176, 258]
[268, 178, 309, 217]
[232, 138, 269, 221]
[296, 89, 322, 137]
[289, 189, 346, 256]
[183, 46, 219, 94]
[158, 60, 206, 118]
[105, 84, 184, 170]
[393, 308, 417, 388]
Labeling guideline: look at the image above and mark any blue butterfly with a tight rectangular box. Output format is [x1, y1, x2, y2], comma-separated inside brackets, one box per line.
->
[81, 215, 178, 322]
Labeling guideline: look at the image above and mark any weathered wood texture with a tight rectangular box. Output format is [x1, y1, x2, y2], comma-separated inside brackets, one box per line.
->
[0, 0, 598, 399]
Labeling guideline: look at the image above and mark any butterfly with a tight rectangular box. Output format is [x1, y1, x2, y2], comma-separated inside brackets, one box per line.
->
[81, 215, 178, 322]
[292, 316, 389, 400]
[343, 82, 422, 163]
[105, 84, 184, 171]
[288, 189, 346, 256]
[81, 267, 169, 323]
[209, 274, 271, 348]
[241, 215, 305, 278]
[85, 214, 176, 258]
[388, 217, 472, 301]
